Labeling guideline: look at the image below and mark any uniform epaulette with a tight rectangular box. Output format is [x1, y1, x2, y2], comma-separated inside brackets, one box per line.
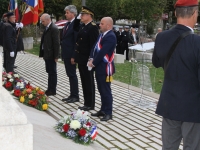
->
[91, 22, 96, 26]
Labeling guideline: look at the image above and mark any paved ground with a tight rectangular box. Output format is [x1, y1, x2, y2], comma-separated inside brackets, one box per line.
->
[1, 48, 183, 150]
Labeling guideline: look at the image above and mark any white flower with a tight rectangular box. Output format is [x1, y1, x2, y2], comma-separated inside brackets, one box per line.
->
[28, 94, 33, 99]
[11, 90, 14, 94]
[70, 120, 81, 130]
[9, 78, 14, 82]
[13, 74, 19, 78]
[7, 74, 12, 78]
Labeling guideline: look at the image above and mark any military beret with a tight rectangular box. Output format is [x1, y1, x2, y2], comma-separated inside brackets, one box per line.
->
[174, 0, 198, 8]
[6, 12, 15, 18]
[80, 6, 94, 16]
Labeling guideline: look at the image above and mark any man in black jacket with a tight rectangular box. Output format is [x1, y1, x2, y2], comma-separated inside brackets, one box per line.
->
[3, 12, 16, 73]
[152, 0, 200, 149]
[121, 26, 130, 60]
[39, 13, 60, 96]
[61, 5, 79, 103]
[73, 6, 99, 111]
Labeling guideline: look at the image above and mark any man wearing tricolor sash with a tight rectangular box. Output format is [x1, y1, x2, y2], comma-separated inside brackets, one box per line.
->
[89, 17, 117, 121]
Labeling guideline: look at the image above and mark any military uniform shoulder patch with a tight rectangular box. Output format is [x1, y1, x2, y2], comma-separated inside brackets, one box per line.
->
[91, 22, 96, 25]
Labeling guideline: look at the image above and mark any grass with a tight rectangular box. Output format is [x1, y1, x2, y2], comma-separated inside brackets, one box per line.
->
[26, 44, 164, 94]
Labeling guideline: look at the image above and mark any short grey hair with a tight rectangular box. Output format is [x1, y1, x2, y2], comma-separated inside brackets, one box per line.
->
[64, 5, 77, 16]
[176, 6, 198, 18]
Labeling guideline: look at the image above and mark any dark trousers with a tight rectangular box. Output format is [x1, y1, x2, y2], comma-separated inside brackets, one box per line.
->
[3, 49, 6, 69]
[96, 74, 113, 115]
[162, 117, 200, 150]
[116, 43, 121, 54]
[121, 42, 129, 60]
[63, 58, 79, 98]
[78, 64, 95, 108]
[44, 59, 57, 93]
[5, 50, 15, 73]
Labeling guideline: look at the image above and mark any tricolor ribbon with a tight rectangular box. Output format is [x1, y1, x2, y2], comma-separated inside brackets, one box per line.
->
[94, 34, 114, 82]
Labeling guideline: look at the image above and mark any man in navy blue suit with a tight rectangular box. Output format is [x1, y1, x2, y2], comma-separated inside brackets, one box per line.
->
[152, 0, 200, 149]
[61, 5, 79, 103]
[88, 17, 117, 121]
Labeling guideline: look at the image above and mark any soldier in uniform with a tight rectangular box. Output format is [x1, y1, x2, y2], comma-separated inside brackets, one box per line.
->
[121, 26, 130, 60]
[73, 6, 99, 111]
[3, 12, 17, 73]
[152, 0, 200, 149]
[115, 26, 123, 54]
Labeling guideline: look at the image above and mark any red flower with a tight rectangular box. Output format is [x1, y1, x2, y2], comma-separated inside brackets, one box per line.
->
[5, 82, 12, 88]
[28, 100, 38, 107]
[14, 89, 21, 97]
[79, 128, 87, 137]
[86, 122, 91, 126]
[63, 124, 70, 132]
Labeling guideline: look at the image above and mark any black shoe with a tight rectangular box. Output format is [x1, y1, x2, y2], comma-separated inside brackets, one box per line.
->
[46, 91, 56, 96]
[78, 106, 94, 111]
[66, 97, 79, 103]
[91, 111, 105, 117]
[62, 96, 72, 101]
[100, 114, 112, 121]
[13, 65, 17, 68]
[78, 106, 88, 110]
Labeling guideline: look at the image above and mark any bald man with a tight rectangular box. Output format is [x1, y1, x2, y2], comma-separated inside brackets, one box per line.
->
[39, 13, 60, 96]
[88, 17, 117, 121]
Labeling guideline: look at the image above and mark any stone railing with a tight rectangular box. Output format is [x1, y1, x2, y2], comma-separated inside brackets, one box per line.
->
[0, 55, 33, 150]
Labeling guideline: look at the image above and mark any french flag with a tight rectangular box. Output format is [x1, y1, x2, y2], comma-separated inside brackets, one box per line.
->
[22, 0, 44, 26]
[9, 0, 19, 22]
[90, 126, 98, 140]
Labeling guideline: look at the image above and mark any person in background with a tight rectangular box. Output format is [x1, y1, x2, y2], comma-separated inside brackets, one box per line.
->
[73, 6, 99, 111]
[115, 26, 123, 54]
[61, 5, 79, 103]
[3, 12, 16, 73]
[154, 27, 162, 40]
[152, 0, 200, 149]
[121, 26, 130, 60]
[39, 13, 60, 96]
[14, 22, 24, 69]
[88, 17, 117, 121]
[129, 27, 139, 45]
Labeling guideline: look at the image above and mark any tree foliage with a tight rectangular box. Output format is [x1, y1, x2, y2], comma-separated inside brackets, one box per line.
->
[0, 0, 9, 18]
[43, 0, 72, 20]
[86, 0, 118, 22]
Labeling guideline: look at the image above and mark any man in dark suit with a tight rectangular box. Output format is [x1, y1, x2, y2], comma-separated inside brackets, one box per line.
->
[121, 26, 130, 60]
[152, 0, 200, 149]
[61, 5, 79, 103]
[39, 13, 60, 96]
[73, 6, 99, 111]
[3, 12, 16, 73]
[115, 26, 123, 54]
[88, 17, 117, 121]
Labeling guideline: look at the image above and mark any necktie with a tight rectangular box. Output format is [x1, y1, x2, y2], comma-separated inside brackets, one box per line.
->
[63, 22, 70, 34]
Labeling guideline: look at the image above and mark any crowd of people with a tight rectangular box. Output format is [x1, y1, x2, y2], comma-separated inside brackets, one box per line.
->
[114, 26, 139, 60]
[39, 5, 116, 122]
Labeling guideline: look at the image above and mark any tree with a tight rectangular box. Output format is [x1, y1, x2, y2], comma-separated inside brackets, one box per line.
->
[0, 0, 9, 18]
[72, 0, 82, 12]
[86, 0, 118, 22]
[43, 0, 72, 20]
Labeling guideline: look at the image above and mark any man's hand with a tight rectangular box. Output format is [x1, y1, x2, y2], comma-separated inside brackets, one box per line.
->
[10, 52, 14, 57]
[55, 59, 58, 62]
[88, 59, 94, 67]
[71, 58, 76, 64]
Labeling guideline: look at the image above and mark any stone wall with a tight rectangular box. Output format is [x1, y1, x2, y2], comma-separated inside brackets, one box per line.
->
[0, 55, 33, 150]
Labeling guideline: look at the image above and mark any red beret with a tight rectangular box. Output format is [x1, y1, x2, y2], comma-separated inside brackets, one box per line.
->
[175, 0, 198, 7]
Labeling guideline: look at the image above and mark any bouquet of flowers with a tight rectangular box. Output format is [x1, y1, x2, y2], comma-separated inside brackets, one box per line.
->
[55, 109, 98, 145]
[19, 84, 49, 111]
[2, 70, 48, 111]
[2, 71, 24, 91]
